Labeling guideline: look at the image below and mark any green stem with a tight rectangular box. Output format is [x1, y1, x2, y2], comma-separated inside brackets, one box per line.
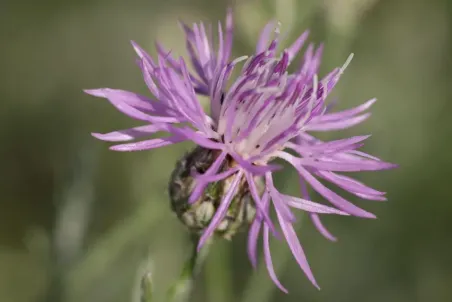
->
[140, 272, 154, 302]
[166, 235, 210, 302]
[205, 241, 232, 302]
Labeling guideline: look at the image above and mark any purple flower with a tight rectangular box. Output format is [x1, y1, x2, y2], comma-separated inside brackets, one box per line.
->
[85, 9, 396, 292]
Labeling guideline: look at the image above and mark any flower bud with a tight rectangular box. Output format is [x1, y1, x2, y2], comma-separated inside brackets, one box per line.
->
[169, 146, 261, 239]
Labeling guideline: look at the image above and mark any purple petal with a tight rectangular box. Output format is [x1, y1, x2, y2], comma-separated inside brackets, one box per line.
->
[297, 166, 376, 218]
[247, 215, 262, 269]
[110, 135, 185, 151]
[316, 171, 386, 199]
[300, 178, 338, 241]
[84, 88, 181, 123]
[92, 124, 163, 142]
[275, 209, 320, 289]
[230, 153, 281, 175]
[256, 21, 276, 53]
[277, 151, 376, 218]
[305, 113, 371, 131]
[311, 214, 337, 242]
[175, 127, 224, 150]
[223, 7, 233, 65]
[197, 170, 243, 251]
[282, 194, 350, 215]
[263, 224, 289, 293]
[189, 152, 227, 204]
[245, 172, 279, 238]
[286, 31, 309, 63]
[194, 166, 239, 183]
[316, 98, 377, 122]
[131, 41, 155, 67]
[300, 158, 397, 172]
[266, 174, 296, 223]
[287, 135, 371, 155]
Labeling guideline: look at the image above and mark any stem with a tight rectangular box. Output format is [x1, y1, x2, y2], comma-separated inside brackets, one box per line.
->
[166, 234, 211, 302]
[140, 272, 154, 302]
[205, 241, 232, 302]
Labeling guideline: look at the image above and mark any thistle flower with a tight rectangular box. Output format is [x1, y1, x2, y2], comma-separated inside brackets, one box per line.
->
[85, 9, 396, 292]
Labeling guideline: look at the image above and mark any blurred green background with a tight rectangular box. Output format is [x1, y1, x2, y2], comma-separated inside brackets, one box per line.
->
[1, 0, 452, 301]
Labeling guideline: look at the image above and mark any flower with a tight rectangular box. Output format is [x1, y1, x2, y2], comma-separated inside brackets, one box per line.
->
[85, 9, 396, 292]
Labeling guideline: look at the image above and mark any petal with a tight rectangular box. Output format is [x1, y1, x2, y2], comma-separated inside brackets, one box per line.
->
[282, 194, 350, 215]
[266, 174, 296, 223]
[247, 216, 262, 269]
[305, 113, 371, 131]
[311, 214, 337, 242]
[286, 135, 371, 155]
[297, 166, 376, 218]
[84, 88, 181, 123]
[245, 172, 279, 238]
[256, 21, 276, 53]
[275, 209, 320, 289]
[230, 153, 281, 175]
[110, 135, 185, 151]
[197, 170, 243, 251]
[92, 124, 163, 142]
[300, 158, 397, 172]
[189, 152, 227, 204]
[263, 224, 288, 293]
[176, 127, 224, 150]
[223, 7, 233, 65]
[277, 152, 376, 218]
[131, 41, 155, 67]
[316, 171, 386, 198]
[300, 178, 338, 241]
[286, 30, 309, 63]
[315, 98, 377, 123]
[194, 166, 239, 183]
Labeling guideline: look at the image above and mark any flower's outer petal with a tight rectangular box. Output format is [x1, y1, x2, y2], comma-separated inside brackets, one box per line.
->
[155, 42, 206, 91]
[299, 158, 397, 172]
[245, 172, 278, 238]
[84, 88, 182, 123]
[305, 113, 371, 131]
[247, 191, 271, 269]
[300, 178, 337, 241]
[197, 170, 243, 251]
[277, 151, 377, 218]
[315, 98, 377, 123]
[131, 40, 155, 68]
[316, 171, 386, 200]
[189, 152, 227, 204]
[297, 166, 376, 218]
[174, 127, 224, 150]
[286, 135, 371, 155]
[92, 125, 163, 142]
[275, 207, 320, 289]
[230, 152, 281, 175]
[223, 7, 233, 65]
[282, 194, 350, 215]
[110, 135, 186, 151]
[263, 224, 289, 293]
[256, 21, 276, 53]
[311, 214, 337, 242]
[286, 30, 309, 63]
[247, 217, 262, 269]
[194, 166, 239, 183]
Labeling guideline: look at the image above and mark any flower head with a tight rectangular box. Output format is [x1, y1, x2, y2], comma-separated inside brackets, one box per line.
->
[85, 9, 396, 292]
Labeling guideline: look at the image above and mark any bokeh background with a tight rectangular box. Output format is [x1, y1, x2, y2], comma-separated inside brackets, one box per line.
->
[1, 0, 452, 301]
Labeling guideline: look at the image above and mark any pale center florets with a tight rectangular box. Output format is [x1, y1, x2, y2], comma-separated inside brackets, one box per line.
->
[213, 51, 320, 164]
